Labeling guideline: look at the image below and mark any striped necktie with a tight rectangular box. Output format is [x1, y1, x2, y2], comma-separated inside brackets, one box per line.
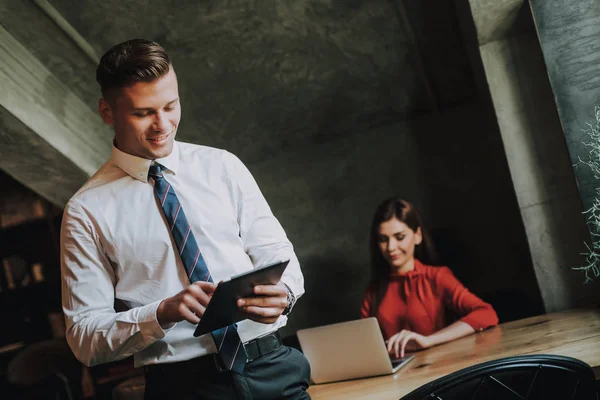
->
[148, 163, 247, 373]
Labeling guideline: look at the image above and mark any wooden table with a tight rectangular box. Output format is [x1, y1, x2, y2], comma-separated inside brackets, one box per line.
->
[307, 309, 600, 400]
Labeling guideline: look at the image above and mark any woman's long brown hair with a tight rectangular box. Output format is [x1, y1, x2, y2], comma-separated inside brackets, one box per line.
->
[368, 197, 439, 316]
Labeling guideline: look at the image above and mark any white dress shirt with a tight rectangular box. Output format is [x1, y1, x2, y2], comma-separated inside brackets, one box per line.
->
[60, 141, 304, 367]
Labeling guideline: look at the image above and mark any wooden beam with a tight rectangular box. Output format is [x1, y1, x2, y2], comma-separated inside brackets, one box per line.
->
[0, 24, 112, 205]
[0, 104, 90, 207]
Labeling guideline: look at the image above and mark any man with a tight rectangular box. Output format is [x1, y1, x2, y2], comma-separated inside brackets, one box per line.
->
[60, 39, 310, 399]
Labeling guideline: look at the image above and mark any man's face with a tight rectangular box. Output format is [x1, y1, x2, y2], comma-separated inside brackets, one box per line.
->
[99, 67, 181, 160]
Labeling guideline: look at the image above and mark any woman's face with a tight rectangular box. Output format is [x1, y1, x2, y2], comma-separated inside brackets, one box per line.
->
[377, 217, 422, 271]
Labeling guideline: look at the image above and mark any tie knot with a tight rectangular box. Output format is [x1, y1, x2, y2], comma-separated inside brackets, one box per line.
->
[148, 163, 164, 180]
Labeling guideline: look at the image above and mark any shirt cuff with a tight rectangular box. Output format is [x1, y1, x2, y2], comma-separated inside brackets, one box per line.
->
[460, 315, 489, 332]
[137, 300, 176, 341]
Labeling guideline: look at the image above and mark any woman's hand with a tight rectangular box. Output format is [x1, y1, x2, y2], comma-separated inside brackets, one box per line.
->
[386, 329, 433, 358]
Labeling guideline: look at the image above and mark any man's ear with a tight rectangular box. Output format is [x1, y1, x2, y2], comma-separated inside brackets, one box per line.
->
[98, 98, 114, 125]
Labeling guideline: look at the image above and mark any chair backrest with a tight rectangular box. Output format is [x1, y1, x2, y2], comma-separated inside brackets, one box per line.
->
[400, 354, 597, 400]
[7, 339, 82, 400]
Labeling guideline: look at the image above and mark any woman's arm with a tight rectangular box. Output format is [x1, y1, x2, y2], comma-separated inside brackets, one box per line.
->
[428, 320, 474, 346]
[436, 267, 498, 331]
[388, 267, 497, 358]
[387, 321, 474, 358]
[360, 286, 374, 318]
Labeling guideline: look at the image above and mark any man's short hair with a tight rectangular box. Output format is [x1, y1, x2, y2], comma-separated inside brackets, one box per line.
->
[96, 39, 171, 98]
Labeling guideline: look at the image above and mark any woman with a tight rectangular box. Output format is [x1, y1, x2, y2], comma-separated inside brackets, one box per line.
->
[361, 198, 498, 358]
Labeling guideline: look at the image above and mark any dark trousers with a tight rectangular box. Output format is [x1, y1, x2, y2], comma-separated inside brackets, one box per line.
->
[144, 346, 311, 400]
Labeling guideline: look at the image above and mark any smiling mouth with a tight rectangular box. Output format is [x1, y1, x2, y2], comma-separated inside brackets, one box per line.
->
[148, 131, 171, 143]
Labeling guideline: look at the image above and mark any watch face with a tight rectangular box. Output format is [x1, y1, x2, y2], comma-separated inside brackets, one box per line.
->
[283, 285, 295, 315]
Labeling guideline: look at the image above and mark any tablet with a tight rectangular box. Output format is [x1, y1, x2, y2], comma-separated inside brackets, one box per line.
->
[193, 260, 290, 337]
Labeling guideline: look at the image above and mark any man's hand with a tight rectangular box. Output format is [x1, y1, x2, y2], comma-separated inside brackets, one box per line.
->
[386, 329, 433, 358]
[157, 281, 217, 326]
[237, 281, 288, 324]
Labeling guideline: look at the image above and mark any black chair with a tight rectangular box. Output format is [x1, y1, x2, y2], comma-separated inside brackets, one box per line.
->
[400, 354, 597, 400]
[7, 339, 82, 400]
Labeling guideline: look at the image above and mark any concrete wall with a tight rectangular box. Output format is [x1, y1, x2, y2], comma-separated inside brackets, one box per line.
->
[252, 119, 426, 330]
[0, 0, 560, 337]
[252, 100, 544, 335]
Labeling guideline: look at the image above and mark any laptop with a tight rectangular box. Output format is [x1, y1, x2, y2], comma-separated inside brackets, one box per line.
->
[297, 317, 415, 384]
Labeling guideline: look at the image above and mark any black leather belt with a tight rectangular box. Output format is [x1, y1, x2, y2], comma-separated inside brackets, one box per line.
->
[213, 330, 282, 371]
[243, 330, 282, 363]
[145, 331, 282, 375]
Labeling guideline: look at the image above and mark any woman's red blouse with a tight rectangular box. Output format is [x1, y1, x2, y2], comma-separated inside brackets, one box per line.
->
[361, 260, 498, 340]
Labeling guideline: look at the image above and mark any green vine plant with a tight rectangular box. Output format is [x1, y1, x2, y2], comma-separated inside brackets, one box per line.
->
[574, 105, 600, 283]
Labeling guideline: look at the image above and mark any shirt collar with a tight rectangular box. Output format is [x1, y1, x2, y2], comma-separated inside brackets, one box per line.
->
[389, 258, 425, 278]
[111, 140, 180, 183]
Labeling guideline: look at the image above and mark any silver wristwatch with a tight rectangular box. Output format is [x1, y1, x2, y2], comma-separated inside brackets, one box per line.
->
[282, 283, 296, 316]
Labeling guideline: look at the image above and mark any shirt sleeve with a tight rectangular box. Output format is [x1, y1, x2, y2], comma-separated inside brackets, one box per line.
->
[224, 152, 305, 302]
[435, 267, 499, 331]
[61, 200, 171, 366]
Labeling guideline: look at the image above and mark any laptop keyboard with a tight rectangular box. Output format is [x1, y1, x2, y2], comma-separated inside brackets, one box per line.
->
[391, 355, 412, 368]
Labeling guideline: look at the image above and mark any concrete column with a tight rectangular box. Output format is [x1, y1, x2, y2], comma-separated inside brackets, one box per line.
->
[465, 0, 597, 311]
